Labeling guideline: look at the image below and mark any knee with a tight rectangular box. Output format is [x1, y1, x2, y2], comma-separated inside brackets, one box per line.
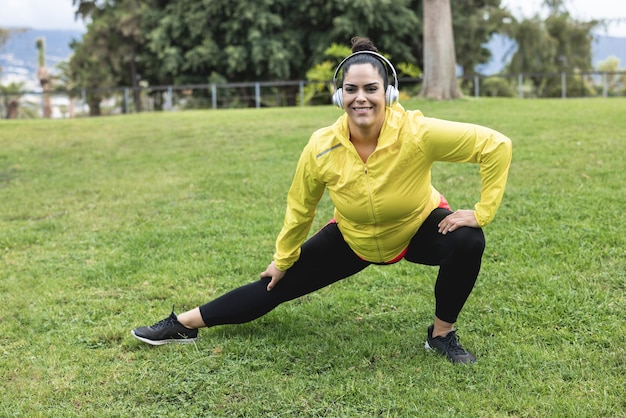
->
[454, 227, 485, 256]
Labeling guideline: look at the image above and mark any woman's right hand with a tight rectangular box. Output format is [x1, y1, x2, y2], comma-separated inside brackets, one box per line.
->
[259, 261, 286, 291]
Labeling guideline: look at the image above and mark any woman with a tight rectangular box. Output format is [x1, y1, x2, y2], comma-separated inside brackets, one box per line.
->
[131, 37, 512, 364]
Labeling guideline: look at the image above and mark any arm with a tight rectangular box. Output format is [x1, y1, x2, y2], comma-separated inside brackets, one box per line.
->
[420, 117, 512, 227]
[260, 143, 326, 290]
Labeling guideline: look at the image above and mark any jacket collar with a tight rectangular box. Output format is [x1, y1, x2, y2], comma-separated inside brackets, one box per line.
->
[332, 103, 406, 149]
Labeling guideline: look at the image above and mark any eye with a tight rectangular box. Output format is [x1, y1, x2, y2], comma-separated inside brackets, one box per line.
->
[344, 86, 356, 93]
[366, 86, 379, 93]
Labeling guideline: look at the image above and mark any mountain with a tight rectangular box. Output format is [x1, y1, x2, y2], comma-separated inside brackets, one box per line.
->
[476, 33, 626, 75]
[1, 29, 625, 90]
[591, 35, 626, 67]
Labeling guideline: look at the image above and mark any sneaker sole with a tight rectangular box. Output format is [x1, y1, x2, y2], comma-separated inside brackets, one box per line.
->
[131, 330, 197, 346]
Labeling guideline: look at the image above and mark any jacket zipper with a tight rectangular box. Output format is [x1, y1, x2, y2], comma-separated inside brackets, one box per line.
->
[363, 164, 384, 262]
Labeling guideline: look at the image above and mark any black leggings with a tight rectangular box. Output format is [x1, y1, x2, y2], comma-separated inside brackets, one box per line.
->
[199, 208, 485, 326]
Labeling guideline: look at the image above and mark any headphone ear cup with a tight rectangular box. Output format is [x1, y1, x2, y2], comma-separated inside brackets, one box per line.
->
[386, 85, 399, 106]
[332, 88, 344, 108]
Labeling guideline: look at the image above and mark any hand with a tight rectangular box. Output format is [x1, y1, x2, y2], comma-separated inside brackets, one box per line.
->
[260, 261, 286, 291]
[438, 210, 479, 235]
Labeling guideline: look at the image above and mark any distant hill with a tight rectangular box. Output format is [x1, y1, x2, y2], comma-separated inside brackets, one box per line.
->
[1, 29, 625, 89]
[476, 33, 626, 75]
[592, 35, 626, 67]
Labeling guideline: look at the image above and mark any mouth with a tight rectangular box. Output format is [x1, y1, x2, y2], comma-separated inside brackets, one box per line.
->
[352, 106, 373, 113]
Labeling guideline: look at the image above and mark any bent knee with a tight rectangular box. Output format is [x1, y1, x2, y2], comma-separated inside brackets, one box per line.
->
[453, 227, 485, 255]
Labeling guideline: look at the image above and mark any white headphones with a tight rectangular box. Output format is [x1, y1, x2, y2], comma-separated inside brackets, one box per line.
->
[332, 50, 399, 108]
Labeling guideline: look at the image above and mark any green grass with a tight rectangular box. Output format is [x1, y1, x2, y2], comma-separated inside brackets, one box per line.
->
[1, 98, 625, 417]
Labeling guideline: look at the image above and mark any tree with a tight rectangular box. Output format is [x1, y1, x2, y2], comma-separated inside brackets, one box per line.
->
[36, 37, 53, 118]
[68, 0, 510, 106]
[451, 0, 513, 88]
[54, 61, 79, 117]
[69, 31, 117, 116]
[504, 0, 599, 97]
[420, 0, 462, 99]
[69, 49, 114, 116]
[74, 0, 425, 87]
[1, 82, 25, 119]
[71, 0, 149, 112]
[137, 0, 425, 106]
[303, 43, 352, 105]
[597, 56, 626, 96]
[1, 28, 25, 119]
[505, 17, 558, 95]
[330, 0, 420, 62]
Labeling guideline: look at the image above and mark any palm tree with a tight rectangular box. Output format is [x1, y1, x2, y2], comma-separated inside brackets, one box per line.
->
[36, 37, 53, 118]
[1, 82, 25, 119]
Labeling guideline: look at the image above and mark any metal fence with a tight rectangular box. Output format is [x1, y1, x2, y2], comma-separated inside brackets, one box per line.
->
[2, 71, 625, 119]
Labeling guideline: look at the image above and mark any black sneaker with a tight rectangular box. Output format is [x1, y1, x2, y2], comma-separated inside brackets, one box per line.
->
[425, 325, 476, 364]
[131, 311, 198, 345]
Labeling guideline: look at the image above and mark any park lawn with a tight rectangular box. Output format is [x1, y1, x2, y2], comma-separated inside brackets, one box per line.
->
[0, 98, 624, 417]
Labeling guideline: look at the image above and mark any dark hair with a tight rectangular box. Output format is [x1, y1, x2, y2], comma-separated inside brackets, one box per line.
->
[340, 37, 389, 87]
[351, 36, 379, 54]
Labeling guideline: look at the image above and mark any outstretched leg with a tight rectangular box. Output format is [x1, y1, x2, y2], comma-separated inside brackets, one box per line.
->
[195, 222, 370, 326]
[171, 222, 370, 328]
[133, 222, 370, 344]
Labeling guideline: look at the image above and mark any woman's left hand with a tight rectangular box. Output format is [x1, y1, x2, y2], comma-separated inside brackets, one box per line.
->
[438, 210, 479, 235]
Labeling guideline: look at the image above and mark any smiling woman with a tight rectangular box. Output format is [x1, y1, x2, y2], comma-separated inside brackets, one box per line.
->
[131, 36, 513, 365]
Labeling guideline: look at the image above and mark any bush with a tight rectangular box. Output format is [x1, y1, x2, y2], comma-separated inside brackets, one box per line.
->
[480, 76, 515, 97]
[544, 74, 598, 97]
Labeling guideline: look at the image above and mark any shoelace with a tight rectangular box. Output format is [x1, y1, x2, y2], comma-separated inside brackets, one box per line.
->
[439, 331, 468, 356]
[150, 313, 177, 330]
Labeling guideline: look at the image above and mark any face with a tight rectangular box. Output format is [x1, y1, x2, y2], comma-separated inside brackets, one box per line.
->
[341, 63, 386, 131]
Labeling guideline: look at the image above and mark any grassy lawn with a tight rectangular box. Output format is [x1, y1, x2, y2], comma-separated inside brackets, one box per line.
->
[1, 98, 624, 417]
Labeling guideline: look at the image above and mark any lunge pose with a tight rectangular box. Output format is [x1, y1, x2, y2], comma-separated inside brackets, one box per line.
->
[132, 37, 512, 364]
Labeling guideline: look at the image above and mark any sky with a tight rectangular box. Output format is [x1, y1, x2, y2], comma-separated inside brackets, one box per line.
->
[0, 0, 625, 37]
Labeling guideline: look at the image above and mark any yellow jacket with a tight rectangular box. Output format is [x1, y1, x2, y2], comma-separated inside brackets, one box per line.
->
[274, 104, 512, 270]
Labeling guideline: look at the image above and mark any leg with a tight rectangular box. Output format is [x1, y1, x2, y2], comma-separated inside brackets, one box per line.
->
[404, 208, 485, 336]
[194, 222, 370, 327]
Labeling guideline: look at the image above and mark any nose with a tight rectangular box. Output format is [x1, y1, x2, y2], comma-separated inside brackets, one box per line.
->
[355, 88, 367, 101]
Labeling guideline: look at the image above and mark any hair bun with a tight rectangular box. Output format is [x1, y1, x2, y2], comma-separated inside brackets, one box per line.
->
[350, 36, 378, 53]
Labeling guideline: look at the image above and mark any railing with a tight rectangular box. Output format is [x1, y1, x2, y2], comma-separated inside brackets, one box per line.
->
[1, 71, 625, 119]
